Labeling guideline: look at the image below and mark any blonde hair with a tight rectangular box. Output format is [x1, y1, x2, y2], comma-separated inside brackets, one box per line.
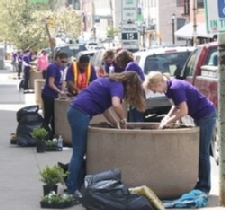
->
[143, 71, 171, 90]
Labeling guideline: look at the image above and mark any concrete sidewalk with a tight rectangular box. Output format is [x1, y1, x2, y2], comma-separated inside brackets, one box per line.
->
[0, 78, 222, 210]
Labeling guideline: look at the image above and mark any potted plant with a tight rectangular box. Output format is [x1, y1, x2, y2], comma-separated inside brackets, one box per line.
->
[39, 165, 69, 196]
[40, 193, 74, 208]
[31, 127, 48, 153]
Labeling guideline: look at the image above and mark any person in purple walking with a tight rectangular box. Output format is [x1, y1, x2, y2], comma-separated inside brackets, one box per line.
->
[143, 71, 217, 195]
[65, 71, 145, 198]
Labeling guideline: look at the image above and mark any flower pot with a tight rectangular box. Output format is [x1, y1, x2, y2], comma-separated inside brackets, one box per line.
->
[43, 184, 58, 196]
[36, 140, 46, 153]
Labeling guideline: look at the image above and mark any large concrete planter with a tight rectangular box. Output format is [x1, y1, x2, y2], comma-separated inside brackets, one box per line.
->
[86, 123, 199, 199]
[34, 79, 45, 109]
[29, 70, 43, 89]
[54, 98, 127, 145]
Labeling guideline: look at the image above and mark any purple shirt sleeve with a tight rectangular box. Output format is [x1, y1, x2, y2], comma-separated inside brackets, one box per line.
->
[125, 62, 145, 81]
[109, 81, 124, 99]
[90, 66, 97, 81]
[65, 64, 74, 81]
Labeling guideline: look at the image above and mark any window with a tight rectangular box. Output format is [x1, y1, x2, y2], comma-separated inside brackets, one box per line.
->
[182, 48, 200, 77]
[176, 18, 186, 41]
[143, 52, 192, 76]
[176, 0, 184, 7]
[197, 0, 204, 9]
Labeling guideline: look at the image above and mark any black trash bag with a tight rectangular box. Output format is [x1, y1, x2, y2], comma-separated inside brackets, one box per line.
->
[17, 105, 39, 123]
[16, 106, 52, 147]
[16, 122, 52, 147]
[81, 169, 155, 210]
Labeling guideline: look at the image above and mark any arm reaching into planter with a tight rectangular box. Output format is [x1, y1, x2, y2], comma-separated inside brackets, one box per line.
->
[103, 109, 119, 128]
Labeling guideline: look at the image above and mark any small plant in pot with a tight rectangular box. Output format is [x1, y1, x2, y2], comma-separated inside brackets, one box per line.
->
[31, 127, 48, 153]
[39, 165, 69, 196]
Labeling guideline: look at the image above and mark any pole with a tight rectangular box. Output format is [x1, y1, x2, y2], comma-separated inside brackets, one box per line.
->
[193, 0, 197, 46]
[91, 0, 96, 41]
[143, 23, 146, 48]
[218, 34, 225, 205]
[172, 19, 175, 45]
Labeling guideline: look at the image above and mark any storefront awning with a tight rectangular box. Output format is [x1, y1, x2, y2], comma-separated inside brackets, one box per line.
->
[175, 22, 216, 38]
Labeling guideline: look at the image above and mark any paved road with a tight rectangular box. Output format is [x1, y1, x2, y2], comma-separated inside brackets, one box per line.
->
[0, 68, 222, 210]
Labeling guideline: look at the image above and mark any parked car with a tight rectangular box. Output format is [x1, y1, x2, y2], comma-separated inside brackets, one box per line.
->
[133, 46, 194, 119]
[75, 50, 97, 61]
[54, 44, 87, 62]
[179, 42, 218, 162]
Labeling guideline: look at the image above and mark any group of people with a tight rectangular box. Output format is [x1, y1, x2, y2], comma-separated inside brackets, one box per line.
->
[10, 49, 48, 93]
[41, 48, 217, 201]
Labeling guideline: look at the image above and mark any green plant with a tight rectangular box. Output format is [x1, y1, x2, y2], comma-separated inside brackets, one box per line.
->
[39, 165, 69, 185]
[46, 140, 57, 147]
[32, 127, 48, 141]
[41, 194, 73, 203]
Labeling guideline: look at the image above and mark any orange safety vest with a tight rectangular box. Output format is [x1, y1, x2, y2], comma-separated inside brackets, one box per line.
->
[72, 62, 92, 92]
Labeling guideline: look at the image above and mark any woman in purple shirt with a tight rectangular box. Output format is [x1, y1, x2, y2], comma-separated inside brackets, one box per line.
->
[115, 50, 145, 122]
[42, 51, 68, 138]
[102, 49, 124, 74]
[66, 71, 145, 198]
[143, 71, 217, 195]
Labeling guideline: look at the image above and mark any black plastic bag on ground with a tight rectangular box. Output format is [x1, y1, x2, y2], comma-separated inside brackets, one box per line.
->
[16, 106, 52, 147]
[81, 169, 155, 210]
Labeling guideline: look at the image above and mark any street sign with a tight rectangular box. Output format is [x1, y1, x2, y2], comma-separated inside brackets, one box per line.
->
[121, 0, 138, 21]
[121, 32, 138, 40]
[204, 0, 225, 34]
[121, 23, 138, 49]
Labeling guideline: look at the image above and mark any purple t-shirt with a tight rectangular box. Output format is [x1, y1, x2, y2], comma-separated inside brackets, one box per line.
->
[71, 78, 124, 116]
[65, 63, 97, 94]
[165, 79, 215, 119]
[42, 62, 64, 98]
[104, 62, 124, 73]
[125, 62, 145, 81]
[23, 54, 31, 71]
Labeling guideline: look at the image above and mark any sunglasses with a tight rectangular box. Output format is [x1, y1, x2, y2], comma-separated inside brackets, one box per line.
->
[60, 60, 67, 63]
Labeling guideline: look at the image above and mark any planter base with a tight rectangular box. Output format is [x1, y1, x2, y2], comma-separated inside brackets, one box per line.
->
[43, 185, 58, 196]
[40, 201, 74, 209]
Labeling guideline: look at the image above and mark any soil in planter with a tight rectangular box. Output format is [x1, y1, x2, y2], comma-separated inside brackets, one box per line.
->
[90, 122, 194, 130]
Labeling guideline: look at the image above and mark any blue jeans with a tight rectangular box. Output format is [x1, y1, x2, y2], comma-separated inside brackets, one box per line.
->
[128, 106, 144, 122]
[194, 110, 217, 194]
[65, 106, 90, 194]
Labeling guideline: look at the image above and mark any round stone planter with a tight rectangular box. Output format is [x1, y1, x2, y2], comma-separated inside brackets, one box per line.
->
[29, 70, 43, 89]
[86, 123, 199, 199]
[34, 79, 45, 109]
[54, 98, 127, 145]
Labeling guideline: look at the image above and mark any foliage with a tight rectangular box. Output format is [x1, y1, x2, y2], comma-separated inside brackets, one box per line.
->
[39, 165, 69, 185]
[46, 140, 57, 147]
[0, 1, 82, 50]
[32, 127, 48, 141]
[106, 26, 118, 38]
[41, 193, 73, 203]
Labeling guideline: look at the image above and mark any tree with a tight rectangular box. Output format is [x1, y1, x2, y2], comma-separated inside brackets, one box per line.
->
[0, 2, 48, 49]
[0, 1, 82, 51]
[106, 26, 118, 39]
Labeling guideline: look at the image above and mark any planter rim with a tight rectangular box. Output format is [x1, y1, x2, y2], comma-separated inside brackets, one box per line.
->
[88, 123, 199, 134]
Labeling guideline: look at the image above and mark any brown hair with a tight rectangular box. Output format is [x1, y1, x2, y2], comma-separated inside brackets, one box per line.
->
[115, 50, 134, 68]
[109, 71, 145, 112]
[102, 49, 116, 62]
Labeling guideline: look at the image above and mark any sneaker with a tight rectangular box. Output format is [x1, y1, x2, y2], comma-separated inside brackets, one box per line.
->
[73, 190, 82, 198]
